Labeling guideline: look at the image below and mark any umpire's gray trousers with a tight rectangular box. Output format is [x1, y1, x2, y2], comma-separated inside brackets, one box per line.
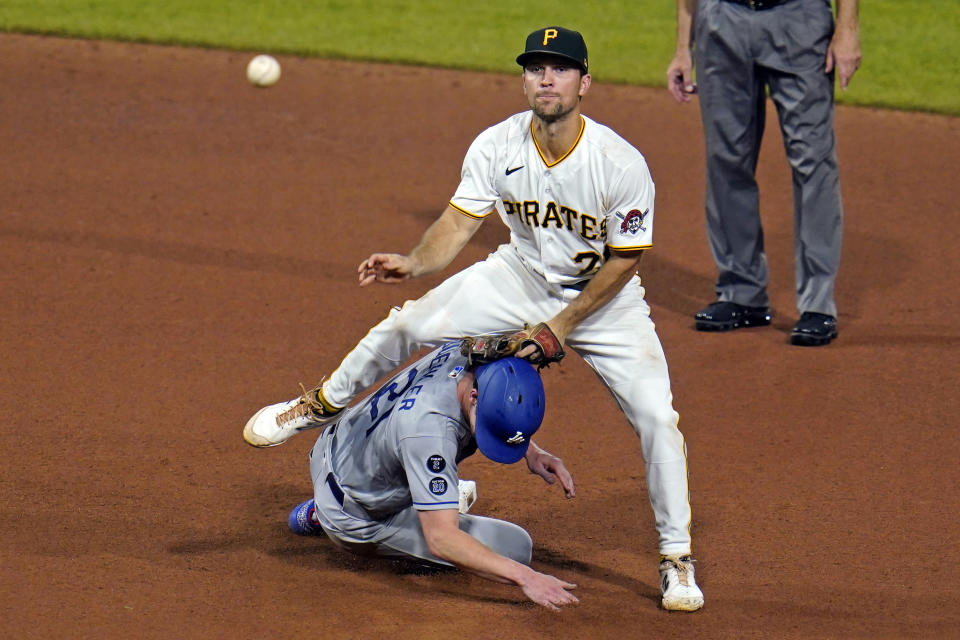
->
[695, 0, 843, 316]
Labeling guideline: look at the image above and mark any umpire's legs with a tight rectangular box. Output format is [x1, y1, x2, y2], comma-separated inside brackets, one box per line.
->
[764, 0, 843, 317]
[696, 0, 771, 308]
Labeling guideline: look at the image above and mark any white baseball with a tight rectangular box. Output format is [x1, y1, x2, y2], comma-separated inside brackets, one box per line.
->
[246, 54, 281, 87]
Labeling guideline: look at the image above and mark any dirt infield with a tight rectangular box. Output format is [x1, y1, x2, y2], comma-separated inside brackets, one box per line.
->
[2, 34, 958, 639]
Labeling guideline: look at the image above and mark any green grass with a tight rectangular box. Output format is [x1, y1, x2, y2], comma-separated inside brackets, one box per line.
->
[1, 0, 957, 115]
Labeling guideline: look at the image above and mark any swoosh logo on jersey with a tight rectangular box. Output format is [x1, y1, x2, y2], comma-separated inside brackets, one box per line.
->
[505, 165, 525, 175]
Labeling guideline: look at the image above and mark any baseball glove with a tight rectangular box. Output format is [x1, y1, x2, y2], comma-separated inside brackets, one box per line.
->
[460, 323, 565, 369]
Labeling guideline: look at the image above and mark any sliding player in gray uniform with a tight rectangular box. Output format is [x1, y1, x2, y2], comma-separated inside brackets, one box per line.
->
[287, 342, 579, 611]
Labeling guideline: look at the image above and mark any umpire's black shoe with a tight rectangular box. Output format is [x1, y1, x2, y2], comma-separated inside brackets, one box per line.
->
[694, 301, 772, 331]
[790, 312, 838, 346]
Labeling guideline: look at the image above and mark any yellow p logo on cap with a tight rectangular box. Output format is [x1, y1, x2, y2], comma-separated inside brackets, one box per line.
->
[542, 29, 558, 46]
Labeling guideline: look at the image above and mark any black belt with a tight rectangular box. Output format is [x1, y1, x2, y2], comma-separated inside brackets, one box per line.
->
[561, 279, 589, 291]
[325, 472, 345, 506]
[722, 0, 788, 9]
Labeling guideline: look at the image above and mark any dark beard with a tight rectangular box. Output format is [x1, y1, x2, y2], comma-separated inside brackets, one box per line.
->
[533, 101, 574, 124]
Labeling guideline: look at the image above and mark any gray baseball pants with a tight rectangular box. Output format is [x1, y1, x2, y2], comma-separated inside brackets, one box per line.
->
[695, 0, 843, 316]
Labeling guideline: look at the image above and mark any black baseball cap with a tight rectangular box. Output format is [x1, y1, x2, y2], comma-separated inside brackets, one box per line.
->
[516, 26, 588, 73]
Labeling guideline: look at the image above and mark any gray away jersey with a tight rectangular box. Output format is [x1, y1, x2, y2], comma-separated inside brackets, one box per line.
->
[327, 342, 477, 519]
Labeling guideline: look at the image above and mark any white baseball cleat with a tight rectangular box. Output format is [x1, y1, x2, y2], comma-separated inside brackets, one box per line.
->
[458, 480, 478, 514]
[659, 554, 704, 612]
[243, 384, 343, 448]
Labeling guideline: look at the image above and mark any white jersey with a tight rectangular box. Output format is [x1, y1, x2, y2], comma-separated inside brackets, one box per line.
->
[450, 111, 655, 287]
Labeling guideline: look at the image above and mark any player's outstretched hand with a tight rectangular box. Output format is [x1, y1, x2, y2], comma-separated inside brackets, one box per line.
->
[525, 442, 575, 498]
[520, 571, 579, 611]
[358, 253, 416, 286]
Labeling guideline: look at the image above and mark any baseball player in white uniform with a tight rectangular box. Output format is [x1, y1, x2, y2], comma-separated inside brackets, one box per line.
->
[245, 26, 704, 611]
[288, 343, 579, 610]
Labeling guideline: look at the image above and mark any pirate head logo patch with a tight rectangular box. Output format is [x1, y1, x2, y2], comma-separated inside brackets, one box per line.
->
[617, 208, 648, 235]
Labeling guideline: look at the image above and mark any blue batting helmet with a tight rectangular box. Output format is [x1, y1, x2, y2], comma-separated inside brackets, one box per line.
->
[474, 357, 545, 464]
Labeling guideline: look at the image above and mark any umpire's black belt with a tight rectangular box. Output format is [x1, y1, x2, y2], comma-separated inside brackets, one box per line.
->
[326, 472, 345, 506]
[721, 0, 789, 9]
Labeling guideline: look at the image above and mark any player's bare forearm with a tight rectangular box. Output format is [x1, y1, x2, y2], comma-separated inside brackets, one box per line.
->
[525, 441, 575, 498]
[408, 206, 483, 276]
[418, 509, 579, 610]
[422, 513, 525, 584]
[547, 250, 645, 341]
[358, 206, 483, 286]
